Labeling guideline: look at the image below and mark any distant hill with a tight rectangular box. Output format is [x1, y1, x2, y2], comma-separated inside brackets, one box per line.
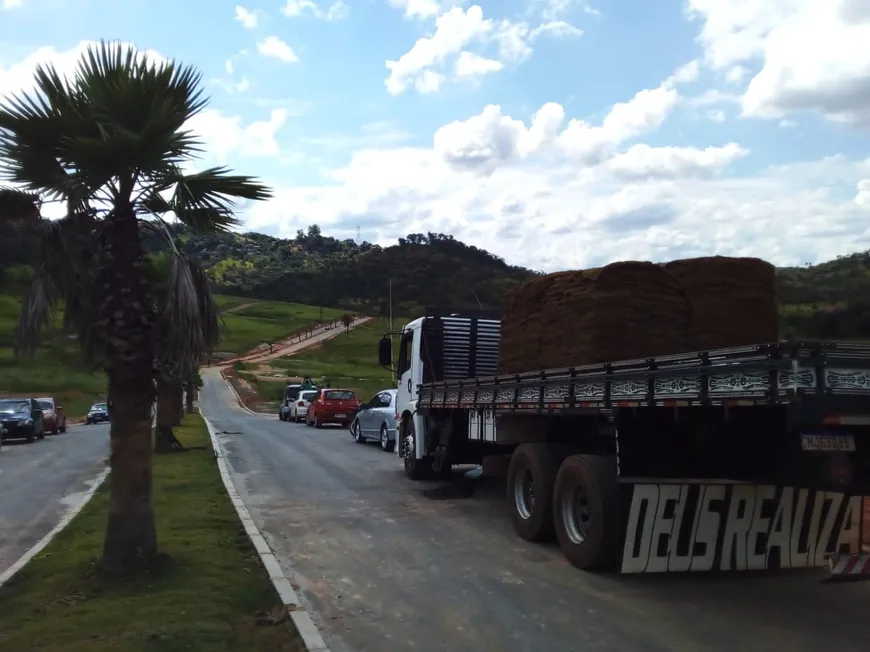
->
[145, 226, 537, 316]
[3, 221, 870, 338]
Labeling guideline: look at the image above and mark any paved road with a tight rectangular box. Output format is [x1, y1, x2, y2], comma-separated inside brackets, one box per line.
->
[201, 372, 870, 652]
[0, 424, 108, 576]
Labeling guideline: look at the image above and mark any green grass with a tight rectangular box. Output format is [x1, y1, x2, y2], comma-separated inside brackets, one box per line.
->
[270, 320, 395, 402]
[0, 414, 304, 652]
[0, 292, 347, 410]
[0, 294, 105, 417]
[217, 300, 346, 355]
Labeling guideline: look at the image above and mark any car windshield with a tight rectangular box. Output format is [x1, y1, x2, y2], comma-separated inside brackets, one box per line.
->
[0, 400, 30, 412]
[324, 390, 355, 401]
[38, 400, 53, 410]
[300, 391, 317, 402]
[91, 403, 107, 411]
[284, 386, 302, 400]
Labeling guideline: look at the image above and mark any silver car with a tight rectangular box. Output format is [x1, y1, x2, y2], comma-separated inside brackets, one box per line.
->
[350, 389, 398, 451]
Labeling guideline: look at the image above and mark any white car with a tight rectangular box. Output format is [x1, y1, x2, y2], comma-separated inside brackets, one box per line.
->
[290, 390, 319, 423]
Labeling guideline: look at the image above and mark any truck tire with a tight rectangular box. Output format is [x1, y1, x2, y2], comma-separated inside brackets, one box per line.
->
[401, 416, 431, 480]
[552, 454, 619, 571]
[507, 443, 562, 542]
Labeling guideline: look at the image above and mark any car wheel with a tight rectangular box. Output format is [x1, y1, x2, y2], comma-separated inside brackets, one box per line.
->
[60, 420, 66, 433]
[314, 415, 323, 429]
[306, 413, 314, 427]
[351, 420, 365, 443]
[380, 424, 395, 452]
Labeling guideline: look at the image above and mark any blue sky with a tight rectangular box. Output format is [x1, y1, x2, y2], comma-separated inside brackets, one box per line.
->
[1, 0, 870, 271]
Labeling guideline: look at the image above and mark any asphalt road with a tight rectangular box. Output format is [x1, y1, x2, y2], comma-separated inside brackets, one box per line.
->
[0, 423, 109, 577]
[201, 372, 870, 652]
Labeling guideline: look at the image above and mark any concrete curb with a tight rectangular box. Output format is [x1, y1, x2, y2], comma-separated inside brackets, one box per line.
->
[0, 465, 110, 588]
[200, 410, 331, 652]
[217, 370, 265, 417]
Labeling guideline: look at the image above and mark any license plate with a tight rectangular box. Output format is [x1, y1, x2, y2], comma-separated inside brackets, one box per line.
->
[334, 414, 346, 419]
[800, 433, 856, 452]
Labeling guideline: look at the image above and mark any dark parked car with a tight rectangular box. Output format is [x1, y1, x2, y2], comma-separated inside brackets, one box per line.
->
[0, 398, 46, 443]
[86, 402, 110, 424]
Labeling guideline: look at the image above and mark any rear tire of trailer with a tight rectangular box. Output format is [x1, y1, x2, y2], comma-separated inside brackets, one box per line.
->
[507, 443, 562, 542]
[553, 454, 619, 571]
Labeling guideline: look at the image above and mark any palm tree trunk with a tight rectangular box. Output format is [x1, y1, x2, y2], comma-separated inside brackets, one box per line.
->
[98, 208, 159, 574]
[154, 377, 184, 454]
[173, 385, 184, 425]
[185, 381, 195, 413]
[102, 373, 159, 572]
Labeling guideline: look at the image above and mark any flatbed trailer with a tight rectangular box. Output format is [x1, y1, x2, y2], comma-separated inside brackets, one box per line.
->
[379, 314, 870, 575]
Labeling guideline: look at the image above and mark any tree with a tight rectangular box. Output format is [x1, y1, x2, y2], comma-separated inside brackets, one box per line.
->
[342, 312, 352, 335]
[0, 41, 271, 574]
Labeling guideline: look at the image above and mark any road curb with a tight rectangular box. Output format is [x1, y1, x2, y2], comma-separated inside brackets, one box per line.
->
[217, 370, 264, 417]
[0, 465, 110, 589]
[200, 410, 331, 652]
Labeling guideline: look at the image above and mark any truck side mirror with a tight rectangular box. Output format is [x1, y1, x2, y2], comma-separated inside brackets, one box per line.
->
[378, 336, 392, 368]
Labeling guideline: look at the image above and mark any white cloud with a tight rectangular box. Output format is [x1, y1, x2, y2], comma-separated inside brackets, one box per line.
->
[856, 180, 870, 206]
[454, 51, 503, 79]
[385, 5, 584, 95]
[257, 36, 299, 63]
[387, 0, 441, 19]
[245, 146, 870, 272]
[708, 109, 726, 122]
[779, 119, 798, 128]
[234, 5, 259, 28]
[725, 65, 747, 84]
[607, 143, 748, 179]
[688, 0, 870, 127]
[664, 59, 700, 88]
[538, 0, 600, 20]
[0, 40, 167, 98]
[530, 20, 584, 39]
[1, 0, 22, 9]
[281, 0, 348, 20]
[385, 6, 493, 95]
[186, 108, 290, 164]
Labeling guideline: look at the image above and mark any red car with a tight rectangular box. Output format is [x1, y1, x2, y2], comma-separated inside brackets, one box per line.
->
[306, 389, 359, 428]
[37, 397, 67, 435]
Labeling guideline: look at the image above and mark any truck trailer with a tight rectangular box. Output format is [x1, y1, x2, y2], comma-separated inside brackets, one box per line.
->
[377, 313, 870, 575]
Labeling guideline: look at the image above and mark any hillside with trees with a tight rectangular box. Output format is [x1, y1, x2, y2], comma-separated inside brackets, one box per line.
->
[4, 221, 870, 338]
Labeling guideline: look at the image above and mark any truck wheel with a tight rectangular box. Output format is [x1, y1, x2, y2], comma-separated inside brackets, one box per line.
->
[553, 454, 619, 571]
[507, 443, 562, 542]
[402, 417, 431, 480]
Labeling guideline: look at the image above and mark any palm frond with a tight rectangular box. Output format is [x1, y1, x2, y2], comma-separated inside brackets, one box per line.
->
[15, 264, 57, 357]
[165, 249, 205, 370]
[190, 259, 221, 354]
[0, 186, 41, 224]
[143, 167, 271, 233]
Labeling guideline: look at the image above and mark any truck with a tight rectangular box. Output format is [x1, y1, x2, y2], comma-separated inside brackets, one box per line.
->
[377, 312, 870, 575]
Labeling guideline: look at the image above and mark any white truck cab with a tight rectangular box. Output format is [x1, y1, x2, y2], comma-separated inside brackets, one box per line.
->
[378, 313, 502, 470]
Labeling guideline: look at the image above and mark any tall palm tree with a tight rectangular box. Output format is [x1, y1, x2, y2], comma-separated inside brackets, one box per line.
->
[0, 41, 271, 574]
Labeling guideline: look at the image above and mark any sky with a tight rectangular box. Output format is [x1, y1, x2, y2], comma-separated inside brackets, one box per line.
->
[1, 0, 870, 272]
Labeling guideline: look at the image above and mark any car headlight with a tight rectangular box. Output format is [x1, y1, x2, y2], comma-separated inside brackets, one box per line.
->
[19, 418, 32, 426]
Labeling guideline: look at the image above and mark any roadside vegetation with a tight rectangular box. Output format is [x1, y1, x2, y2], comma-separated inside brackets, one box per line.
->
[230, 320, 396, 409]
[0, 414, 303, 652]
[0, 286, 341, 417]
[215, 295, 345, 355]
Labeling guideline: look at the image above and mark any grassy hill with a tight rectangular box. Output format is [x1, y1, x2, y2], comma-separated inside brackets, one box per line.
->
[0, 291, 346, 419]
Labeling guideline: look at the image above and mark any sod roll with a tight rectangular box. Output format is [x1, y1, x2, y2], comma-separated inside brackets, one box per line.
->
[498, 262, 692, 374]
[662, 256, 778, 351]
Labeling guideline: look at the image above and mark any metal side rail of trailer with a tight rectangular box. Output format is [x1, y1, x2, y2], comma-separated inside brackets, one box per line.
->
[409, 340, 870, 576]
[417, 340, 870, 415]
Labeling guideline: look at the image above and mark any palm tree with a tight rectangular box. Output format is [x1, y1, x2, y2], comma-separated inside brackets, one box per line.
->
[0, 41, 271, 574]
